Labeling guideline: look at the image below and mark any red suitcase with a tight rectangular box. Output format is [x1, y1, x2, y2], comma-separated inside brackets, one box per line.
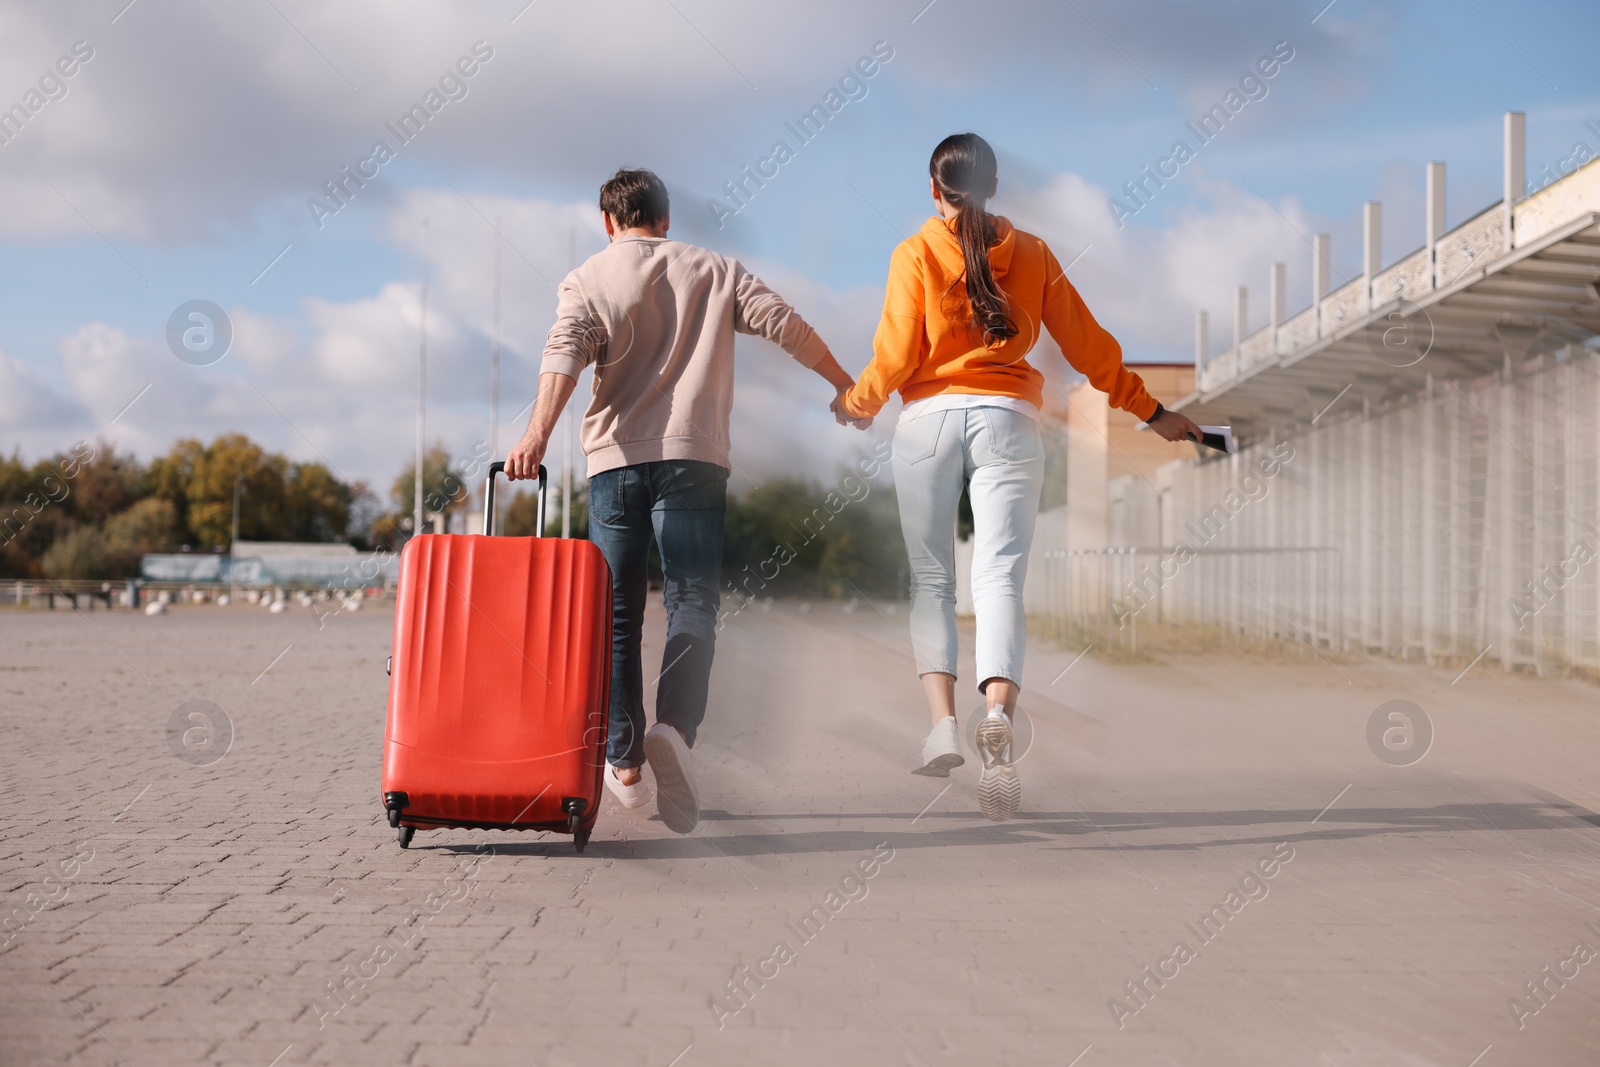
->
[381, 462, 611, 852]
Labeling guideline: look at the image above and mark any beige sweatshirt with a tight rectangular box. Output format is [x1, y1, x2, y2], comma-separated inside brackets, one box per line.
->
[540, 235, 831, 477]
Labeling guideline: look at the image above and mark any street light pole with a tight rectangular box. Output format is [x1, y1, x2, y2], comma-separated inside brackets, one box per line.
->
[231, 471, 242, 602]
[489, 216, 501, 535]
[563, 223, 576, 538]
[415, 218, 428, 539]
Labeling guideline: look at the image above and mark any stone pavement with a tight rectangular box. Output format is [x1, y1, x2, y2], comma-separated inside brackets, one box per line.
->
[2, 598, 1599, 1066]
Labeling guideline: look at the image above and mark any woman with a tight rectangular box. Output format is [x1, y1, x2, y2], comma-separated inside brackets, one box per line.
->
[835, 133, 1199, 821]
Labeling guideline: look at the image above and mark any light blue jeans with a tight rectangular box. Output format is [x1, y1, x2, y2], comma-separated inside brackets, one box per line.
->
[892, 407, 1045, 693]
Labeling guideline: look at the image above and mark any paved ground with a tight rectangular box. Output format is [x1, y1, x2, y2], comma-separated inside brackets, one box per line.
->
[3, 598, 1599, 1066]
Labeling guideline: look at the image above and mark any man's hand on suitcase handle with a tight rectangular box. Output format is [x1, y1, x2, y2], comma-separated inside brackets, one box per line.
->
[505, 431, 546, 481]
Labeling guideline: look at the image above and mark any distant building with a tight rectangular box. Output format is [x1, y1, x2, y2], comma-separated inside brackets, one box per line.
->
[1058, 363, 1198, 550]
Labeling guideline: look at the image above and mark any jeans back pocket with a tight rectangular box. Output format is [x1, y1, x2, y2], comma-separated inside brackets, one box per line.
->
[979, 407, 1042, 463]
[588, 468, 629, 526]
[893, 410, 947, 465]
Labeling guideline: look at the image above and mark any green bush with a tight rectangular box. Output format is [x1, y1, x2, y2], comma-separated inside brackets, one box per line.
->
[102, 498, 181, 576]
[41, 525, 107, 580]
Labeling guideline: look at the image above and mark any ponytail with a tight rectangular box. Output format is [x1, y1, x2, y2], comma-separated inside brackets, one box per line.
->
[930, 133, 1017, 346]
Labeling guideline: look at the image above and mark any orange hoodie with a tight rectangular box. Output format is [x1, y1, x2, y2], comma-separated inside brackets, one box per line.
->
[842, 215, 1158, 421]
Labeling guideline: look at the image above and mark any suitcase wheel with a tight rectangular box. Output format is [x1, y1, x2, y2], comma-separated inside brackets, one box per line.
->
[562, 797, 588, 837]
[574, 829, 590, 854]
[397, 826, 415, 849]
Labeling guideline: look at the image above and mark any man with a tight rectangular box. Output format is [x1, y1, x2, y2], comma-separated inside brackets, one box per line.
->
[505, 168, 859, 834]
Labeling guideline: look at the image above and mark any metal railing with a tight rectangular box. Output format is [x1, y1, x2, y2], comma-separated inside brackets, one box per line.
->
[3, 578, 390, 610]
[1164, 349, 1600, 677]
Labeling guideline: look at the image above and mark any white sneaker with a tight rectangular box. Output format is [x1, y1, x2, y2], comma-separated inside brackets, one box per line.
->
[643, 723, 699, 834]
[604, 763, 652, 810]
[976, 708, 1020, 822]
[912, 716, 964, 777]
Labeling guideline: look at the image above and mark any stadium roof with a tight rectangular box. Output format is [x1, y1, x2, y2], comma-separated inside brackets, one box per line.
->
[1173, 113, 1600, 438]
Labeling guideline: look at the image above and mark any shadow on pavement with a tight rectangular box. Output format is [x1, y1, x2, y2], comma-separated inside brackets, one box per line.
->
[413, 800, 1600, 860]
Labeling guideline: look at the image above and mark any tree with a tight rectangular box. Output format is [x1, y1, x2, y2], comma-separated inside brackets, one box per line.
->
[722, 472, 906, 599]
[499, 484, 588, 538]
[0, 451, 29, 504]
[285, 462, 351, 542]
[146, 437, 205, 538]
[0, 444, 97, 579]
[346, 480, 384, 548]
[40, 525, 106, 580]
[102, 498, 181, 576]
[390, 443, 471, 529]
[189, 434, 291, 547]
[46, 439, 143, 527]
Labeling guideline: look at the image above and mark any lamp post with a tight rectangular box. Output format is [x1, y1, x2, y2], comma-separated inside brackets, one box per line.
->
[230, 471, 243, 602]
[415, 219, 429, 540]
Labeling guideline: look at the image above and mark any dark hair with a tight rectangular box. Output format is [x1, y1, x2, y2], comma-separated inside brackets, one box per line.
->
[599, 168, 669, 229]
[929, 133, 1017, 345]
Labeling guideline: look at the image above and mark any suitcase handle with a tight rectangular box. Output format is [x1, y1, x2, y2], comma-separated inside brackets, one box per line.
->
[483, 461, 546, 537]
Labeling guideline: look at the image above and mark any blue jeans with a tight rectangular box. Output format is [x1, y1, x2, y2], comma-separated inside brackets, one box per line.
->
[587, 460, 727, 768]
[892, 407, 1045, 692]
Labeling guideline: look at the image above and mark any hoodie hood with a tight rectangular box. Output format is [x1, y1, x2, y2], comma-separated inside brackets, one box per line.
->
[919, 213, 1017, 280]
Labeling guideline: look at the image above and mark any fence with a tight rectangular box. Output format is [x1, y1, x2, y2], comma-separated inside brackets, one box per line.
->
[3, 578, 391, 610]
[1148, 346, 1600, 676]
[1039, 546, 1342, 654]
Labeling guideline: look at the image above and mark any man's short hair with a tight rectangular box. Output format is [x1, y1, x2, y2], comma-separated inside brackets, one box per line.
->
[599, 168, 669, 229]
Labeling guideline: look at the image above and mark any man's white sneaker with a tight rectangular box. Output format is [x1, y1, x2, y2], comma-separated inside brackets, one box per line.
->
[976, 709, 1020, 822]
[912, 716, 964, 777]
[604, 763, 652, 810]
[643, 723, 699, 834]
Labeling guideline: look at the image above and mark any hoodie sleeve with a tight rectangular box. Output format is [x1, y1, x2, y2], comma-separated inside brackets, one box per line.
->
[1040, 245, 1158, 420]
[842, 241, 927, 418]
[731, 263, 830, 368]
[540, 273, 601, 380]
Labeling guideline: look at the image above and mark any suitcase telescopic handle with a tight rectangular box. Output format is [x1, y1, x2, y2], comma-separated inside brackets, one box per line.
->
[483, 461, 547, 537]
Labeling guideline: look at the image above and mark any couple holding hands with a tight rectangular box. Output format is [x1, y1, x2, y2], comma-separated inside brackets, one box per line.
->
[505, 133, 1200, 831]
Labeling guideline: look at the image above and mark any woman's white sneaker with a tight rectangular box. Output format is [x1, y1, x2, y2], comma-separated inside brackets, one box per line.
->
[604, 763, 652, 809]
[912, 716, 965, 777]
[976, 709, 1020, 821]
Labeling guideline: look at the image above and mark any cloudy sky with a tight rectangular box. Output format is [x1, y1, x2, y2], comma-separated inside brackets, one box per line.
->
[2, 0, 1597, 493]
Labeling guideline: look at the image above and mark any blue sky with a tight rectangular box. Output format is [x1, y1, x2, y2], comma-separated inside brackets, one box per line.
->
[1, 0, 1597, 489]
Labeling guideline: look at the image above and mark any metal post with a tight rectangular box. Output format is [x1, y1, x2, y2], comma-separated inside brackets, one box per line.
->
[563, 224, 577, 539]
[1422, 373, 1436, 661]
[415, 219, 429, 540]
[1504, 111, 1525, 250]
[490, 216, 501, 461]
[1426, 162, 1446, 288]
[1313, 233, 1330, 337]
[231, 471, 242, 602]
[489, 216, 501, 536]
[1195, 309, 1207, 373]
[1363, 201, 1381, 310]
[1234, 286, 1248, 350]
[1269, 261, 1285, 352]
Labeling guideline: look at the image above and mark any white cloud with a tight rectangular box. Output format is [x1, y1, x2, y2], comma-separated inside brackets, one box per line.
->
[1001, 169, 1324, 362]
[0, 0, 1387, 243]
[0, 346, 87, 438]
[20, 169, 1341, 485]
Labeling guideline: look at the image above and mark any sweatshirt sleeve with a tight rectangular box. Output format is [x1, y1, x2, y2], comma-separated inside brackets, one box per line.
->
[1040, 245, 1158, 421]
[731, 264, 830, 369]
[540, 273, 601, 380]
[842, 242, 926, 418]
